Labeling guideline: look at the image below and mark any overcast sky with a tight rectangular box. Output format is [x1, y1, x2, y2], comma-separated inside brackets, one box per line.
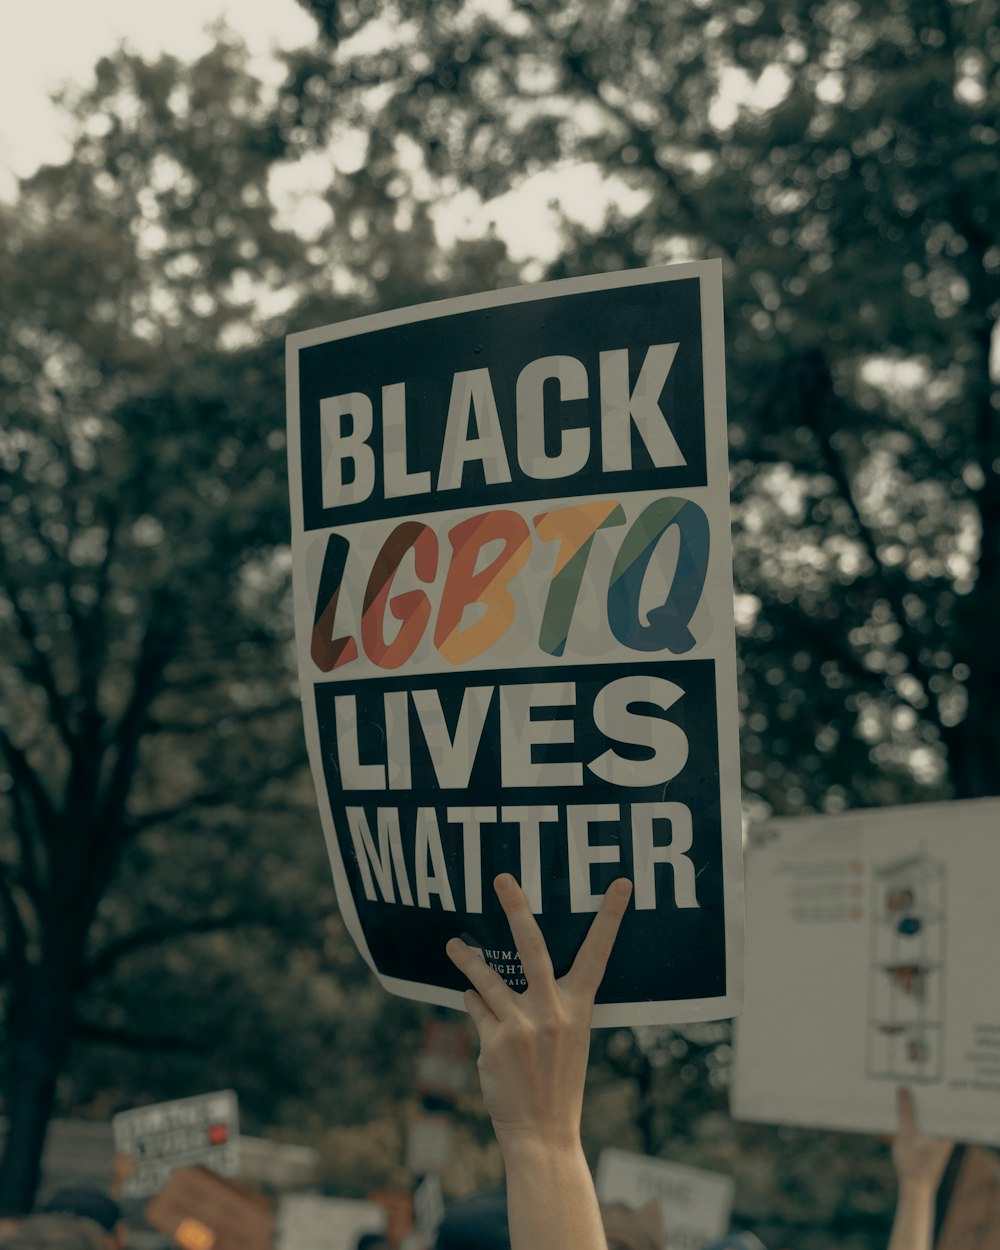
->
[0, 0, 316, 190]
[3, 1, 661, 263]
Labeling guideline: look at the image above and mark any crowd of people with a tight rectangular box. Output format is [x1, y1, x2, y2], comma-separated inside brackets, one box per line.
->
[0, 877, 959, 1250]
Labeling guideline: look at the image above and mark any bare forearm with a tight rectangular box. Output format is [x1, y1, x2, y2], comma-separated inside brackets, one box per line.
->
[887, 1182, 935, 1250]
[501, 1138, 608, 1250]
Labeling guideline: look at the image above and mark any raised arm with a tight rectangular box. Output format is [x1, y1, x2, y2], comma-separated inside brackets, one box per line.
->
[887, 1086, 954, 1250]
[446, 872, 632, 1250]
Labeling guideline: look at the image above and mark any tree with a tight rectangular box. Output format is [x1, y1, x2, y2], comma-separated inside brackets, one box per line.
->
[0, 25, 524, 1209]
[280, 4, 998, 1245]
[0, 36, 313, 1209]
[0, 33, 372, 1208]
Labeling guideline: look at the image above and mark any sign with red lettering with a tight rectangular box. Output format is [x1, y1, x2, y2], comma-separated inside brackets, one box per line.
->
[113, 1091, 239, 1198]
[286, 262, 743, 1024]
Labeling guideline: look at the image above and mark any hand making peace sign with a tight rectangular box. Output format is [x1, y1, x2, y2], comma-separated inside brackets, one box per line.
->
[446, 872, 632, 1150]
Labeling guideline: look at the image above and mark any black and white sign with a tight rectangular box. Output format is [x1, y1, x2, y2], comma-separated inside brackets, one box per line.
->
[732, 799, 1000, 1143]
[595, 1147, 734, 1250]
[286, 263, 743, 1025]
[112, 1090, 239, 1198]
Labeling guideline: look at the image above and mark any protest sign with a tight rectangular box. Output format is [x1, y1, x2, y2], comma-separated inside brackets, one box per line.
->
[145, 1166, 273, 1250]
[595, 1147, 733, 1250]
[113, 1090, 239, 1198]
[277, 1194, 387, 1250]
[937, 1146, 1000, 1250]
[413, 1175, 445, 1244]
[731, 798, 1000, 1143]
[286, 262, 743, 1025]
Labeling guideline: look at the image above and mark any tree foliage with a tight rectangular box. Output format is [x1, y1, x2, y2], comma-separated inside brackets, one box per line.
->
[2, 2, 997, 1240]
[0, 35, 309, 1209]
[292, 0, 1000, 809]
[0, 30, 520, 1210]
[283, 3, 997, 1245]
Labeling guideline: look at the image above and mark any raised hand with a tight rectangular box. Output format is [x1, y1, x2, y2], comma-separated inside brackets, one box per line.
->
[446, 872, 631, 1148]
[886, 1086, 956, 1250]
[892, 1086, 954, 1194]
[446, 872, 632, 1250]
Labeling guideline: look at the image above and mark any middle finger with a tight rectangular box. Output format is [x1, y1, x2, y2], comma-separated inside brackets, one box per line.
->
[493, 872, 555, 990]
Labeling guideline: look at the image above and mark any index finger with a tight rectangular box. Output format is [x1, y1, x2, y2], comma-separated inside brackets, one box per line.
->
[897, 1085, 916, 1136]
[561, 878, 632, 999]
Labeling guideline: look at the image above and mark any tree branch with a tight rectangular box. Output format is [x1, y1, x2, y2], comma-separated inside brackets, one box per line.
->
[145, 697, 301, 736]
[73, 1019, 204, 1054]
[0, 864, 28, 975]
[95, 610, 175, 849]
[126, 757, 306, 835]
[81, 909, 290, 986]
[75, 501, 121, 718]
[551, 32, 736, 264]
[1, 578, 79, 756]
[748, 592, 903, 699]
[798, 350, 952, 739]
[0, 727, 55, 895]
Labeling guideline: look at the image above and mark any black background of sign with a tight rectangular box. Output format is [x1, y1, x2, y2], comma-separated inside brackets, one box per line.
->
[298, 279, 705, 532]
[314, 660, 725, 1004]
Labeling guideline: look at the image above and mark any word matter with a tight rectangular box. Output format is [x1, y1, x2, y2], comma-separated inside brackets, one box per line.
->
[346, 800, 700, 915]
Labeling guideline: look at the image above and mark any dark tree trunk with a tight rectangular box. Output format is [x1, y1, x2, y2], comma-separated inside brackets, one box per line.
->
[0, 962, 78, 1214]
[950, 332, 1000, 801]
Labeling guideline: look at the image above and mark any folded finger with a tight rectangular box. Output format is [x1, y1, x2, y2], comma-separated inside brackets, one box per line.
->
[463, 988, 495, 1035]
[494, 873, 554, 990]
[561, 878, 632, 999]
[446, 937, 517, 1019]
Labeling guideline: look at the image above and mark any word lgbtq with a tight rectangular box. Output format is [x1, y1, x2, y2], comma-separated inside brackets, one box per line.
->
[312, 496, 709, 672]
[320, 344, 685, 507]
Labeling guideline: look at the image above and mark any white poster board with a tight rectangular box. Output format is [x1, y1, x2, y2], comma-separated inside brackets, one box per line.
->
[286, 262, 743, 1026]
[113, 1090, 239, 1198]
[277, 1195, 387, 1250]
[412, 1174, 445, 1242]
[595, 1147, 734, 1250]
[732, 798, 1000, 1144]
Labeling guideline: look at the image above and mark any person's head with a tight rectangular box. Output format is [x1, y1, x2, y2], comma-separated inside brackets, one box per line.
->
[434, 1190, 510, 1250]
[355, 1236, 391, 1250]
[40, 1189, 125, 1250]
[1, 1215, 107, 1250]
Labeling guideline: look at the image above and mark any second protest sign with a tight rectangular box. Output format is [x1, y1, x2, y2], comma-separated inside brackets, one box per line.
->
[287, 261, 743, 1024]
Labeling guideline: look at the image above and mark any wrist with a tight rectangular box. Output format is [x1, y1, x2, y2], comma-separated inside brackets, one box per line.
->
[897, 1178, 937, 1201]
[496, 1128, 587, 1164]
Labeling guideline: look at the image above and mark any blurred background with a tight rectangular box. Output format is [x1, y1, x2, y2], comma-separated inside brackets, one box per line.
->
[0, 0, 997, 1246]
